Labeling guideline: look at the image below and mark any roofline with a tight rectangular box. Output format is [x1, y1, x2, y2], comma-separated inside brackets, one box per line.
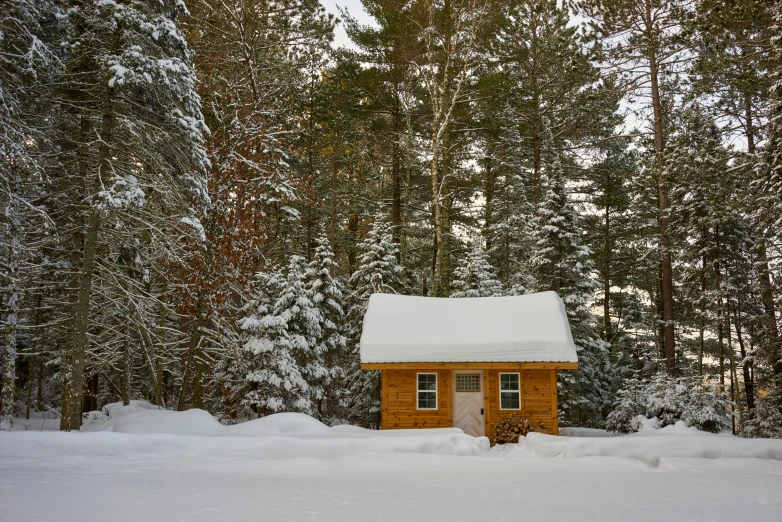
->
[360, 362, 578, 370]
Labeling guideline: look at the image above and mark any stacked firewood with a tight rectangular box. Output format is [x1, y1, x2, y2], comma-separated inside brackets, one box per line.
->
[493, 413, 542, 445]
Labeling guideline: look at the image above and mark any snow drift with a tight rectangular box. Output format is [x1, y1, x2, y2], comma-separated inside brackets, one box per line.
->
[511, 422, 782, 464]
[3, 407, 489, 459]
[7, 404, 782, 465]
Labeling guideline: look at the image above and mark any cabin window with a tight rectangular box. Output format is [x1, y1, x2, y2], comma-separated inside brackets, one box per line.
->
[456, 374, 481, 392]
[499, 372, 521, 410]
[417, 373, 438, 410]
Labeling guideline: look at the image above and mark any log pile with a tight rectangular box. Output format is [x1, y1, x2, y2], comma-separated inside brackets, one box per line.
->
[493, 413, 542, 445]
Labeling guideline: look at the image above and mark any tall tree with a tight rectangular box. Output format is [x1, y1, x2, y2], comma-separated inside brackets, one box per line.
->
[530, 164, 612, 426]
[54, 0, 208, 430]
[573, 0, 690, 374]
[305, 235, 348, 421]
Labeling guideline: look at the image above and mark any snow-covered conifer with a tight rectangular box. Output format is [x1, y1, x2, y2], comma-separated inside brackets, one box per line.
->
[0, 0, 61, 430]
[606, 373, 730, 434]
[305, 236, 348, 422]
[344, 217, 405, 427]
[238, 259, 319, 416]
[529, 163, 613, 427]
[51, 0, 209, 429]
[451, 241, 505, 298]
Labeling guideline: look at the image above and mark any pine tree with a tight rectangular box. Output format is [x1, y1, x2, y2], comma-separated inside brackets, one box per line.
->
[493, 0, 609, 203]
[573, 0, 691, 375]
[0, 0, 61, 430]
[583, 140, 641, 389]
[305, 236, 347, 422]
[238, 257, 323, 416]
[529, 164, 613, 427]
[344, 218, 405, 427]
[451, 241, 505, 298]
[747, 0, 782, 437]
[52, 0, 209, 430]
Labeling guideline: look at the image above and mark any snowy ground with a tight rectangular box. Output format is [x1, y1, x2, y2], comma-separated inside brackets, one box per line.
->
[3, 407, 782, 522]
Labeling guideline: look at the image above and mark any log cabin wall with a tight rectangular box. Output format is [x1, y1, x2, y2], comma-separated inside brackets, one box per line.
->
[381, 369, 452, 429]
[485, 369, 558, 436]
[380, 367, 559, 436]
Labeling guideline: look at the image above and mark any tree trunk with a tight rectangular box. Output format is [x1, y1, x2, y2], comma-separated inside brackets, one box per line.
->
[330, 160, 338, 270]
[391, 101, 402, 255]
[61, 83, 115, 430]
[530, 14, 543, 205]
[754, 239, 781, 376]
[430, 132, 443, 296]
[603, 200, 611, 341]
[121, 317, 131, 406]
[483, 156, 495, 252]
[646, 0, 675, 375]
[699, 253, 706, 375]
[36, 357, 43, 412]
[26, 357, 34, 420]
[731, 300, 754, 413]
[192, 357, 205, 410]
[717, 308, 725, 392]
[177, 312, 203, 411]
[726, 309, 744, 434]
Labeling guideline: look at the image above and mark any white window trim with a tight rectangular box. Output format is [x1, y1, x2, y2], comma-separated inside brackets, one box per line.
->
[416, 372, 438, 410]
[498, 372, 521, 410]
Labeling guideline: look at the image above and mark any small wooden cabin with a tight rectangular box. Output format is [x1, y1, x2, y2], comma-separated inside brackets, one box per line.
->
[359, 291, 578, 437]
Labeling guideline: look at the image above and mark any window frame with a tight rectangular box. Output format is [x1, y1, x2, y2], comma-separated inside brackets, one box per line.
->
[416, 372, 438, 410]
[498, 372, 521, 410]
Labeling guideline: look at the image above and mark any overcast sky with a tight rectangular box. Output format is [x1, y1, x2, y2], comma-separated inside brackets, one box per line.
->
[320, 0, 376, 49]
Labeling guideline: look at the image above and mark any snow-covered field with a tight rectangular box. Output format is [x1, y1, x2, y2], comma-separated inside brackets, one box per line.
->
[2, 405, 782, 522]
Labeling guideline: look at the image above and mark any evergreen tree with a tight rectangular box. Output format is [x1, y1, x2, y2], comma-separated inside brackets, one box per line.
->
[49, 0, 209, 430]
[573, 0, 691, 375]
[0, 0, 61, 430]
[529, 164, 613, 427]
[451, 242, 505, 298]
[238, 257, 322, 416]
[747, 0, 782, 437]
[305, 235, 347, 422]
[493, 0, 610, 203]
[584, 142, 637, 371]
[345, 218, 405, 427]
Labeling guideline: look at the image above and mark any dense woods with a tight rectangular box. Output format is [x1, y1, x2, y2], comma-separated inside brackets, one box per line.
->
[1, 0, 781, 437]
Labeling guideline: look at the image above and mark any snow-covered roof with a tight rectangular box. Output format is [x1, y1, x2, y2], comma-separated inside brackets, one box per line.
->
[360, 291, 578, 364]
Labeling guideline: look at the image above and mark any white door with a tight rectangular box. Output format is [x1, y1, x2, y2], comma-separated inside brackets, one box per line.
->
[452, 371, 484, 437]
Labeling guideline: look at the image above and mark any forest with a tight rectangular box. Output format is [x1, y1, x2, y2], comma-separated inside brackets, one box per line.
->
[1, 0, 781, 437]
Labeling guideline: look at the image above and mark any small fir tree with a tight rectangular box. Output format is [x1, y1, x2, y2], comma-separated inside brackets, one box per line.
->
[344, 218, 405, 427]
[238, 257, 321, 416]
[451, 241, 505, 298]
[305, 235, 348, 422]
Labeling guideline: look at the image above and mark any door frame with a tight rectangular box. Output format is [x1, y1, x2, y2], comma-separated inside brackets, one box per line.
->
[451, 369, 486, 437]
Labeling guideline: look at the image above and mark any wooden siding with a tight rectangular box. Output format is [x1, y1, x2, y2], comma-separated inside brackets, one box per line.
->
[381, 369, 453, 429]
[485, 369, 558, 437]
[380, 368, 560, 436]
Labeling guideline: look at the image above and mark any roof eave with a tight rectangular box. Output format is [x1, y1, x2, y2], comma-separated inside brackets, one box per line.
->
[360, 361, 578, 370]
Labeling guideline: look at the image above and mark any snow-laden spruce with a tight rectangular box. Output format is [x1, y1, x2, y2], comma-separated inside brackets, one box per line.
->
[528, 163, 615, 429]
[234, 237, 349, 422]
[451, 241, 505, 298]
[344, 218, 406, 427]
[239, 258, 318, 416]
[304, 236, 348, 422]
